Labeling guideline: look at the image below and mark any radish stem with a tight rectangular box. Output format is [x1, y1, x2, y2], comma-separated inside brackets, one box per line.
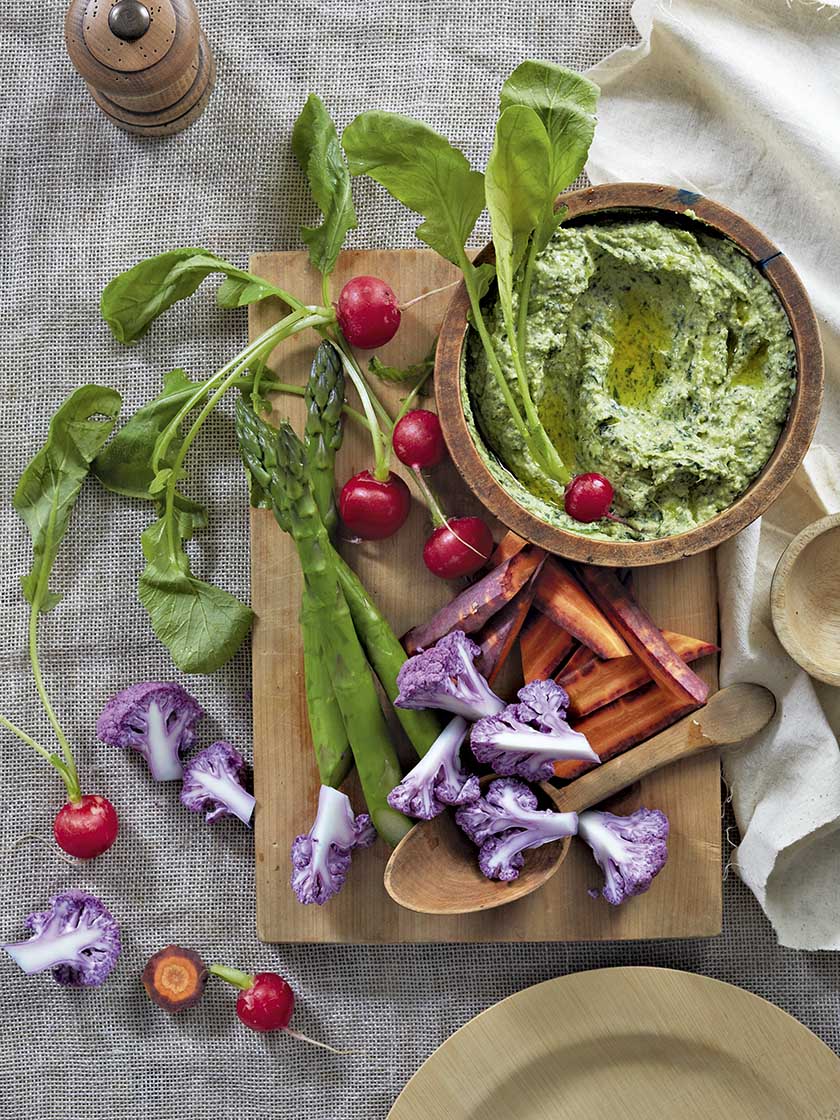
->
[209, 964, 254, 990]
[399, 278, 460, 309]
[334, 342, 393, 481]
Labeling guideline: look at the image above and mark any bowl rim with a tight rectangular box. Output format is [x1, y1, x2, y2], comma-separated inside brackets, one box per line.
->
[770, 511, 840, 687]
[434, 182, 824, 567]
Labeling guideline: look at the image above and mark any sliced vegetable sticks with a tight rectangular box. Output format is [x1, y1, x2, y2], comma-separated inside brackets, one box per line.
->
[476, 577, 539, 684]
[574, 565, 710, 706]
[520, 612, 575, 682]
[403, 548, 544, 655]
[555, 681, 702, 781]
[562, 630, 718, 718]
[534, 559, 629, 659]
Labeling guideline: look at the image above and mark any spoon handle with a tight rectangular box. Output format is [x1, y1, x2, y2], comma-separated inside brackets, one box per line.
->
[550, 682, 775, 815]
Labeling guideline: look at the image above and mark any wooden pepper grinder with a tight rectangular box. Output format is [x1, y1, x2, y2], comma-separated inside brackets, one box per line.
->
[65, 0, 215, 136]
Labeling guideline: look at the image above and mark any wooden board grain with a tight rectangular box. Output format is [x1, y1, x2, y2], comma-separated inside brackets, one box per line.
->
[249, 249, 721, 944]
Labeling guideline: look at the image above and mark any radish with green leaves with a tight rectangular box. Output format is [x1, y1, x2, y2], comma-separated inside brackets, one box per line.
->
[2, 386, 123, 859]
[339, 470, 412, 540]
[408, 465, 494, 580]
[564, 472, 631, 527]
[423, 517, 495, 580]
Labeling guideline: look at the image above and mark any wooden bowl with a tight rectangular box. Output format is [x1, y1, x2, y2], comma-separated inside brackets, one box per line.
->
[435, 183, 824, 567]
[771, 513, 840, 686]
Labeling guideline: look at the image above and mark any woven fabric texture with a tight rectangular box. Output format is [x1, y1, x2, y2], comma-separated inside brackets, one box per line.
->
[1, 2, 837, 1118]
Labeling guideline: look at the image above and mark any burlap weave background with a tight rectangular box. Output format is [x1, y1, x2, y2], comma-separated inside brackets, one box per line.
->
[1, 2, 838, 1117]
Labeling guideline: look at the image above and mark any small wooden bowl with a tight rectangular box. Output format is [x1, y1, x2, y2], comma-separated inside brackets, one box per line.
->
[771, 513, 840, 686]
[435, 183, 824, 567]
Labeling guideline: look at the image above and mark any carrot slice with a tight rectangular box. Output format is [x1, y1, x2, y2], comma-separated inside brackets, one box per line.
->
[520, 612, 575, 682]
[534, 559, 629, 659]
[142, 945, 208, 1013]
[564, 629, 718, 718]
[404, 548, 545, 655]
[574, 565, 710, 706]
[486, 529, 527, 570]
[554, 681, 702, 780]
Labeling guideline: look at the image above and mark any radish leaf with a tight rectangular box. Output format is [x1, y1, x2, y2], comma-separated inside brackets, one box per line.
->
[138, 511, 252, 674]
[292, 94, 358, 278]
[101, 249, 289, 344]
[485, 104, 550, 331]
[16, 385, 121, 612]
[343, 112, 485, 269]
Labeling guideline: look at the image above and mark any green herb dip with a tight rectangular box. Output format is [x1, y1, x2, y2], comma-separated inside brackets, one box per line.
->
[463, 217, 796, 540]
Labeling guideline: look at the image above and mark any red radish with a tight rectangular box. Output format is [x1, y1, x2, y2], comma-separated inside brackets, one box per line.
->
[53, 794, 119, 859]
[234, 972, 294, 1033]
[423, 516, 494, 579]
[393, 410, 446, 470]
[337, 276, 401, 350]
[209, 965, 345, 1051]
[208, 965, 293, 1032]
[564, 473, 616, 523]
[339, 470, 411, 540]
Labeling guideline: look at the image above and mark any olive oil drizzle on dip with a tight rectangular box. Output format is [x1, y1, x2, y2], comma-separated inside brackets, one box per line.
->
[463, 217, 796, 542]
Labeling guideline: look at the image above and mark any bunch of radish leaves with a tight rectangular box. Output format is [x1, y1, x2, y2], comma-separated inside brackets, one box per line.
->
[92, 60, 597, 675]
[94, 97, 362, 674]
[343, 60, 598, 486]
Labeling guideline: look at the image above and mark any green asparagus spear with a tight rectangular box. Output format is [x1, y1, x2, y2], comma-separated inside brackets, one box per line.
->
[238, 401, 352, 788]
[331, 553, 441, 755]
[237, 400, 410, 846]
[242, 397, 439, 757]
[303, 341, 345, 538]
[301, 596, 353, 786]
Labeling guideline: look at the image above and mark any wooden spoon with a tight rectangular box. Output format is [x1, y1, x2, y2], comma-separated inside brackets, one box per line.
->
[384, 682, 775, 916]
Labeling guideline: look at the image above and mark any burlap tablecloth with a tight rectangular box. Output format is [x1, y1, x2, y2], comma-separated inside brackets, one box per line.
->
[1, 3, 837, 1117]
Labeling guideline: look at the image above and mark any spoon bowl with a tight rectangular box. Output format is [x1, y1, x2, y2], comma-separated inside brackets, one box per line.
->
[384, 683, 776, 916]
[384, 780, 572, 916]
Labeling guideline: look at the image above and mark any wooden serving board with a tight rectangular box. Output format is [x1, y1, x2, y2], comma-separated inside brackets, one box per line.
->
[249, 249, 721, 944]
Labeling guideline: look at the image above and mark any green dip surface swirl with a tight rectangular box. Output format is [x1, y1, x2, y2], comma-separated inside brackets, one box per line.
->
[463, 217, 796, 541]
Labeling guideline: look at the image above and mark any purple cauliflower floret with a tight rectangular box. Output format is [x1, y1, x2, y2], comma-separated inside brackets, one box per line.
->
[96, 681, 203, 781]
[470, 678, 598, 781]
[577, 807, 670, 906]
[2, 890, 120, 987]
[387, 717, 479, 820]
[180, 741, 255, 825]
[395, 630, 505, 720]
[455, 777, 578, 882]
[291, 785, 376, 905]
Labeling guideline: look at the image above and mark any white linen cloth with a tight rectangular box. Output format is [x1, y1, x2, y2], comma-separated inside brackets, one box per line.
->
[586, 0, 840, 949]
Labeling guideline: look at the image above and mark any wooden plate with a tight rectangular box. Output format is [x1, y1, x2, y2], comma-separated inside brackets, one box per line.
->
[388, 967, 840, 1119]
[436, 183, 824, 567]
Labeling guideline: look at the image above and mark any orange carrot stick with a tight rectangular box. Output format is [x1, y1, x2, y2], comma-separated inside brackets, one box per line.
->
[520, 612, 575, 682]
[554, 682, 702, 781]
[486, 529, 527, 570]
[564, 630, 718, 718]
[574, 565, 709, 706]
[557, 644, 598, 682]
[534, 559, 629, 659]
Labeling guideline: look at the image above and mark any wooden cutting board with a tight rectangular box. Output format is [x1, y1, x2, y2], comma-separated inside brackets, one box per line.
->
[249, 249, 721, 944]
